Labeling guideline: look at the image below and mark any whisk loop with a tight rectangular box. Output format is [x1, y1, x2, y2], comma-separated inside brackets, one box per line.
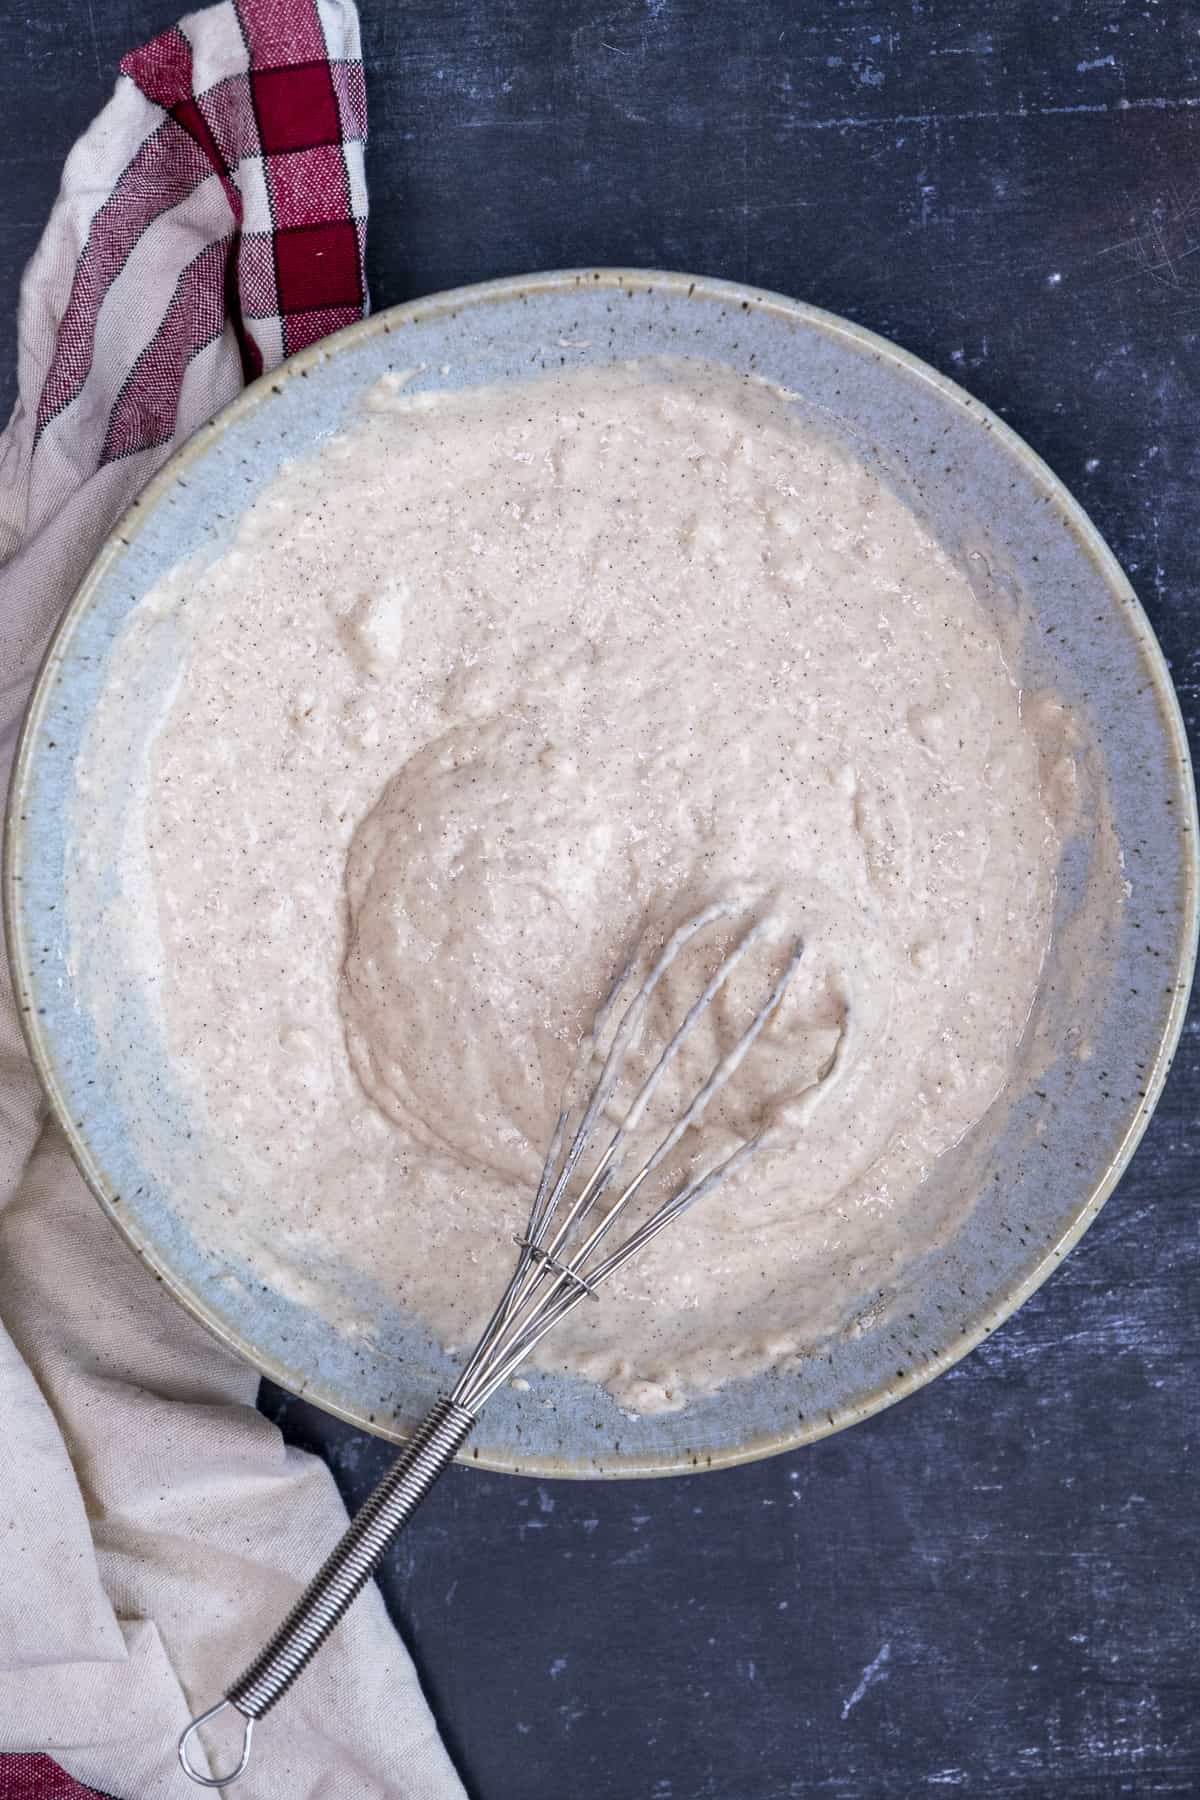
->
[180, 898, 802, 1786]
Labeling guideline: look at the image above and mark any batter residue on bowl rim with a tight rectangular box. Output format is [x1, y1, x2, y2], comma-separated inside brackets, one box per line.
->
[70, 356, 1112, 1415]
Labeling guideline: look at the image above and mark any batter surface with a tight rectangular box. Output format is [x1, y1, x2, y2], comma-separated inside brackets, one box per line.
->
[75, 358, 1076, 1413]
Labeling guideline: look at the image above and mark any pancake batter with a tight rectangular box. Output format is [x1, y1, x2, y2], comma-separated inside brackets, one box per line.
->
[73, 358, 1077, 1412]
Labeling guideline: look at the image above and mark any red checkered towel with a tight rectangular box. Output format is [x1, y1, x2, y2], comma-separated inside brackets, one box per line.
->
[0, 6, 463, 1799]
[0, 1758, 112, 1800]
[13, 0, 365, 525]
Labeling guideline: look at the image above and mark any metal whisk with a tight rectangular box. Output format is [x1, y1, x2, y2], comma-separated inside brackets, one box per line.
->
[179, 899, 801, 1787]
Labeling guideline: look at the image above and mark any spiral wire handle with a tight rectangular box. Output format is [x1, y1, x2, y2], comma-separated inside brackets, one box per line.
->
[180, 900, 804, 1786]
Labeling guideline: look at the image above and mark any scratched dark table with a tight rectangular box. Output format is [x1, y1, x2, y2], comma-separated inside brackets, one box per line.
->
[3, 3, 1198, 1796]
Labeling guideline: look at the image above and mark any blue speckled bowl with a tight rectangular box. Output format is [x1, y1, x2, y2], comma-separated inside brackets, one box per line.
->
[5, 271, 1196, 1477]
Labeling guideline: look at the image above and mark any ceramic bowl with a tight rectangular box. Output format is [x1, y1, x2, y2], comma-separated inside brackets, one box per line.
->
[6, 270, 1196, 1476]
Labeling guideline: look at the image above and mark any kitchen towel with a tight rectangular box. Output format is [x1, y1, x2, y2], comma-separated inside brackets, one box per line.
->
[0, 5, 464, 1796]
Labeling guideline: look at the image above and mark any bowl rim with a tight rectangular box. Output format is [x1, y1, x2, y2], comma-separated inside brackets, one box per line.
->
[6, 265, 1198, 1479]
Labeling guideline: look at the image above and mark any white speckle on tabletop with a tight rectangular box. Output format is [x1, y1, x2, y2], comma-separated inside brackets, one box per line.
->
[841, 1643, 892, 1720]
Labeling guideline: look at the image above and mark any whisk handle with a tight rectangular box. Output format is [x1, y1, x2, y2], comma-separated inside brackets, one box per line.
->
[178, 1395, 476, 1787]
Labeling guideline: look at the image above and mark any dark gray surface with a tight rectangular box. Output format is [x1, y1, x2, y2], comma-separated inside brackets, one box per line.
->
[3, 2, 1198, 1795]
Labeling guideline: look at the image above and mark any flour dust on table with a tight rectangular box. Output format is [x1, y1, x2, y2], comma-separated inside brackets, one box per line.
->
[71, 358, 1105, 1414]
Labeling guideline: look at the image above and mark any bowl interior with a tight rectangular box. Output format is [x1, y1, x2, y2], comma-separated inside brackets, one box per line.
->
[6, 270, 1196, 1477]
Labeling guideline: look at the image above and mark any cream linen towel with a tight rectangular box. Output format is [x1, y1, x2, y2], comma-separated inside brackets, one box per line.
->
[0, 4, 466, 1795]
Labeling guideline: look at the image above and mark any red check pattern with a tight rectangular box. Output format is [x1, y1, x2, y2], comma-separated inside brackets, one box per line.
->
[32, 0, 367, 465]
[0, 1757, 112, 1800]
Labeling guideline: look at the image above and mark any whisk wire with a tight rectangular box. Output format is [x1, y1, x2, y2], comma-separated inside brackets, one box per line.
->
[452, 914, 803, 1413]
[515, 905, 766, 1286]
[537, 900, 734, 1244]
